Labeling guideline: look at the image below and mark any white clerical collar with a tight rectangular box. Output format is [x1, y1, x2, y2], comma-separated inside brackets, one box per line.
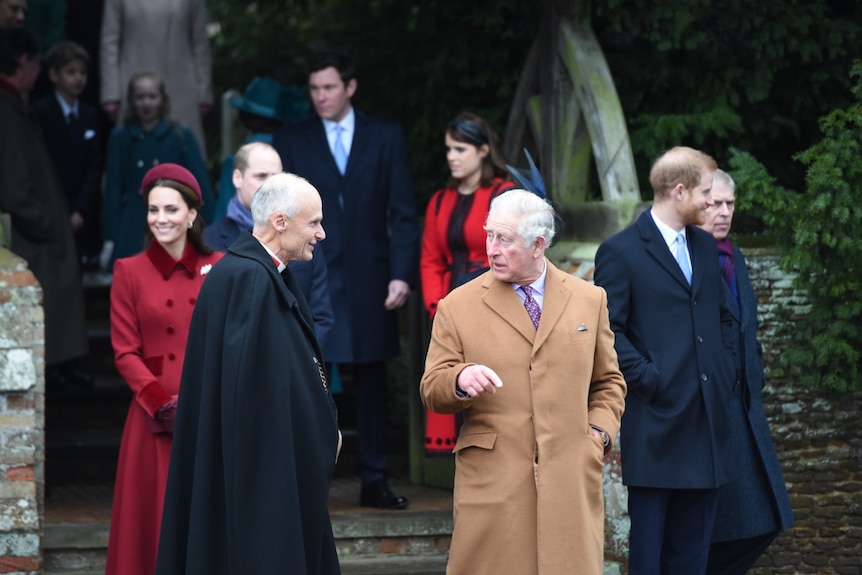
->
[258, 241, 286, 272]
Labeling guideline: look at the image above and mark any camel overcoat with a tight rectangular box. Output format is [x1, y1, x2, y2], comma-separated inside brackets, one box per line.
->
[421, 262, 626, 575]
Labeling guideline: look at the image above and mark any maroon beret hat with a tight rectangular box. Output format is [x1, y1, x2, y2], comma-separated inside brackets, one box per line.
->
[141, 163, 203, 204]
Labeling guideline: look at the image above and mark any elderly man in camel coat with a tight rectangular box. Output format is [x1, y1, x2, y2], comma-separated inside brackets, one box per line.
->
[421, 189, 626, 575]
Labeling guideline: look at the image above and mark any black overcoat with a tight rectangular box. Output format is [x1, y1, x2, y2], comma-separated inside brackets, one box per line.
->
[711, 245, 794, 540]
[155, 231, 341, 575]
[594, 210, 738, 488]
[203, 216, 335, 349]
[272, 111, 419, 363]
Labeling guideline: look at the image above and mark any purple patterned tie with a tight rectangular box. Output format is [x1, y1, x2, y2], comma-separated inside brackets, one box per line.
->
[521, 285, 541, 329]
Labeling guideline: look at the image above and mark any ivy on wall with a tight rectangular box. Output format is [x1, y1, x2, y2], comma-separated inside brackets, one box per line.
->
[729, 61, 862, 392]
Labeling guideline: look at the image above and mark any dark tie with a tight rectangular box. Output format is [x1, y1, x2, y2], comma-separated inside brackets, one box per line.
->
[521, 285, 541, 329]
[67, 111, 82, 142]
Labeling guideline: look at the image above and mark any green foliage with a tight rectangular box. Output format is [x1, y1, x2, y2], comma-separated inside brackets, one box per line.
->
[593, 0, 862, 197]
[205, 0, 536, 207]
[727, 62, 862, 392]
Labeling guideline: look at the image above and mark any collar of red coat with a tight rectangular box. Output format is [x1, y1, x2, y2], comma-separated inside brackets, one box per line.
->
[0, 77, 21, 99]
[145, 240, 200, 279]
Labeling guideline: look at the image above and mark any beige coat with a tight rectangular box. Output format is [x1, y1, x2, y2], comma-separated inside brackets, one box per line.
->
[421, 262, 626, 575]
[100, 0, 213, 153]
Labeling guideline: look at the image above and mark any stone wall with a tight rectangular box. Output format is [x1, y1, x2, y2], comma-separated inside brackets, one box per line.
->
[561, 246, 862, 575]
[0, 249, 43, 575]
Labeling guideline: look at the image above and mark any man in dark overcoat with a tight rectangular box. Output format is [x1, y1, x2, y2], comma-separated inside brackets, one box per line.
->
[204, 142, 334, 349]
[0, 26, 88, 369]
[594, 146, 738, 575]
[155, 173, 341, 575]
[273, 50, 418, 509]
[700, 169, 794, 575]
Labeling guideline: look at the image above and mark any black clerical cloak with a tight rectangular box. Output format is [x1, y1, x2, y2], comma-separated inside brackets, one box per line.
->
[155, 231, 341, 575]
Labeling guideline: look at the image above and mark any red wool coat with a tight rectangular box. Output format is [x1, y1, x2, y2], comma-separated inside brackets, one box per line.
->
[105, 241, 222, 575]
[420, 178, 513, 317]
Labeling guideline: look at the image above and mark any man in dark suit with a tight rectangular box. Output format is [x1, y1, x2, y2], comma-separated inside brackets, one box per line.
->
[204, 142, 334, 349]
[700, 169, 793, 575]
[31, 40, 101, 269]
[273, 50, 419, 509]
[594, 146, 737, 575]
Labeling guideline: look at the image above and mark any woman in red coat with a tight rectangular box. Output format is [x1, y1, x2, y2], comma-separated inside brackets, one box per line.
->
[420, 112, 514, 454]
[106, 164, 222, 575]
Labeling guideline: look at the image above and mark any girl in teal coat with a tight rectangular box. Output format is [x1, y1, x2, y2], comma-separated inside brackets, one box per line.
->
[103, 72, 213, 270]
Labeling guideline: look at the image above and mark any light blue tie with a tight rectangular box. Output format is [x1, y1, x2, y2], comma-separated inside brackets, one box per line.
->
[332, 124, 347, 175]
[675, 232, 692, 285]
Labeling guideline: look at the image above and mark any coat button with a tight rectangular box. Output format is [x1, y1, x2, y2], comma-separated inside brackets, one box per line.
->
[697, 336, 703, 343]
[166, 299, 174, 307]
[701, 374, 708, 381]
[167, 326, 175, 334]
[188, 297, 196, 305]
[168, 353, 176, 361]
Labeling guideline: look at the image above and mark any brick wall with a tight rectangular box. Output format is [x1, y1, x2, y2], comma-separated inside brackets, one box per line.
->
[0, 249, 44, 575]
[561, 246, 862, 575]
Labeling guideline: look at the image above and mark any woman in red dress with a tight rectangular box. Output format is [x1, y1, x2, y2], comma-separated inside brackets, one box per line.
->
[420, 112, 514, 453]
[105, 164, 222, 575]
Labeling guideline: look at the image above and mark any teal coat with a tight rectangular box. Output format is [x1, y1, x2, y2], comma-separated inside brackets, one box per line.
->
[103, 120, 213, 269]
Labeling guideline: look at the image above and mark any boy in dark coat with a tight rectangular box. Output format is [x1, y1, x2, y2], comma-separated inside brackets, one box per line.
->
[31, 40, 101, 268]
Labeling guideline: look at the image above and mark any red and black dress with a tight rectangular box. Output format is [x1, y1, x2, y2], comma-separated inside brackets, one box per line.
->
[420, 178, 513, 453]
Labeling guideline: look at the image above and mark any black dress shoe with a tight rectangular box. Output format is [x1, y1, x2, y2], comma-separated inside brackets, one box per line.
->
[360, 480, 409, 510]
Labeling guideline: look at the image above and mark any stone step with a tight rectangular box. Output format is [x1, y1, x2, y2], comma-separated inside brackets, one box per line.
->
[44, 554, 447, 575]
[44, 480, 453, 574]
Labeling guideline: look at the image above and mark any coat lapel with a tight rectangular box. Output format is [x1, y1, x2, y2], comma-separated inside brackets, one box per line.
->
[481, 274, 536, 344]
[228, 233, 322, 357]
[479, 259, 571, 348]
[345, 111, 370, 180]
[533, 264, 571, 351]
[687, 225, 708, 293]
[638, 211, 692, 291]
[306, 119, 341, 177]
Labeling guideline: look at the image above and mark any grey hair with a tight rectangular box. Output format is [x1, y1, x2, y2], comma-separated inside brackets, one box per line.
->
[713, 168, 736, 191]
[250, 172, 309, 230]
[488, 189, 556, 246]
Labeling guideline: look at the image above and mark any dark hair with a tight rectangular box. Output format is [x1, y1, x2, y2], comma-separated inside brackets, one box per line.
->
[445, 112, 508, 189]
[45, 40, 89, 72]
[0, 26, 39, 76]
[123, 71, 171, 125]
[307, 50, 356, 85]
[143, 178, 213, 255]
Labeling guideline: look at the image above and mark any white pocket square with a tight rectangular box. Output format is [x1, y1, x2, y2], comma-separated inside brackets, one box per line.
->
[577, 323, 588, 332]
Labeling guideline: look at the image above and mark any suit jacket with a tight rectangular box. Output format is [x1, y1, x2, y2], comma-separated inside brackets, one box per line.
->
[31, 94, 101, 223]
[712, 245, 794, 541]
[203, 218, 334, 350]
[273, 111, 419, 363]
[155, 232, 340, 575]
[421, 263, 626, 575]
[594, 210, 737, 489]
